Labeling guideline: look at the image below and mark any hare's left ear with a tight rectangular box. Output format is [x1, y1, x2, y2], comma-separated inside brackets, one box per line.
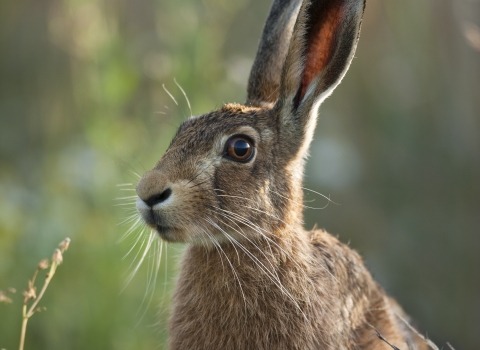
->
[247, 0, 303, 106]
[277, 0, 366, 156]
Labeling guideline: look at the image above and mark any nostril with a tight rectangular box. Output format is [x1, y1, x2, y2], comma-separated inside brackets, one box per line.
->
[145, 188, 172, 207]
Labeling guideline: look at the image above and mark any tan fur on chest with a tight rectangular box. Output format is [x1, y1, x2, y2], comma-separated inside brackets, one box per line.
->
[168, 229, 419, 350]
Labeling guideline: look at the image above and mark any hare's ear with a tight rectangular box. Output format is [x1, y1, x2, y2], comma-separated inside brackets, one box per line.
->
[277, 0, 366, 156]
[247, 0, 303, 106]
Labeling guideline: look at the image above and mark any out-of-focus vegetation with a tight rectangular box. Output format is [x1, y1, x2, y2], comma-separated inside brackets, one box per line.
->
[0, 0, 478, 348]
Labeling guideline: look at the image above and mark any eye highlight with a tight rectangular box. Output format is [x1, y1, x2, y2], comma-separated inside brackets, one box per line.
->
[224, 135, 255, 162]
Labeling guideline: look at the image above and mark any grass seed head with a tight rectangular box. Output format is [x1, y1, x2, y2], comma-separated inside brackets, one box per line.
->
[52, 249, 63, 265]
[59, 238, 71, 253]
[38, 259, 50, 270]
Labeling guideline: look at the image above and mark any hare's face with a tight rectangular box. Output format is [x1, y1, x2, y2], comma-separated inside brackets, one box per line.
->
[136, 104, 299, 244]
[135, 0, 365, 244]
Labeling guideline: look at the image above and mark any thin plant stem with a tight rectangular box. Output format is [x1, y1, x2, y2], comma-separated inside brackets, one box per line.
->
[18, 238, 70, 350]
[26, 262, 56, 318]
[19, 304, 28, 350]
[19, 263, 57, 350]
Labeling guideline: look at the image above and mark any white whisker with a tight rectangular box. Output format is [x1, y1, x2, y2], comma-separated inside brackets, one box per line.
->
[135, 234, 163, 325]
[209, 209, 279, 277]
[174, 78, 192, 117]
[129, 170, 142, 179]
[117, 213, 139, 227]
[118, 217, 143, 244]
[211, 205, 337, 284]
[268, 189, 330, 210]
[122, 227, 147, 262]
[117, 183, 134, 187]
[162, 84, 178, 106]
[124, 230, 155, 289]
[199, 224, 226, 284]
[114, 195, 138, 200]
[301, 187, 339, 205]
[205, 217, 248, 316]
[206, 214, 309, 323]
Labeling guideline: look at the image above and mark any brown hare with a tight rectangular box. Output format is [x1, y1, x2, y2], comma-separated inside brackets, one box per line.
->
[135, 0, 428, 348]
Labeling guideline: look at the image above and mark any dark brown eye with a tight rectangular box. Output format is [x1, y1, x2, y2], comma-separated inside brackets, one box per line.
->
[225, 135, 254, 162]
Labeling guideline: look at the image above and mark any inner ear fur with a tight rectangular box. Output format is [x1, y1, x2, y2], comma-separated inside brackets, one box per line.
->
[299, 1, 345, 101]
[271, 0, 365, 160]
[279, 0, 366, 110]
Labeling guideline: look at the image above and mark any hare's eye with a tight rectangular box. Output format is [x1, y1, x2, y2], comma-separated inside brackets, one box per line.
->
[224, 135, 254, 163]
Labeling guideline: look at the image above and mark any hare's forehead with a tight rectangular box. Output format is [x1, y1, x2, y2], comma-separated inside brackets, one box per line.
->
[169, 111, 273, 151]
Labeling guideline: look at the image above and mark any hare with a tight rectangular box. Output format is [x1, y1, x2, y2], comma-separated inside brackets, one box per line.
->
[135, 0, 428, 349]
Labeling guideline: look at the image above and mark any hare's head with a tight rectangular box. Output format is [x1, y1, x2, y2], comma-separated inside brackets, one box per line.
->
[136, 0, 365, 243]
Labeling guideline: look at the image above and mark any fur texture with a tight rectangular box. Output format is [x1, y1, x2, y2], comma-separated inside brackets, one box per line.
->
[135, 0, 428, 348]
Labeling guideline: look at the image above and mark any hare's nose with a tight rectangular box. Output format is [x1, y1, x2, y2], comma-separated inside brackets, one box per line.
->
[145, 188, 171, 207]
[136, 170, 172, 206]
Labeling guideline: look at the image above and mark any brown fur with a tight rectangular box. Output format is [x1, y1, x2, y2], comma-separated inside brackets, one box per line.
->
[135, 0, 429, 348]
[169, 227, 427, 349]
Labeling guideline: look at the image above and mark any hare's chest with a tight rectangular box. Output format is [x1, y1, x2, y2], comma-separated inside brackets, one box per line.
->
[168, 250, 324, 349]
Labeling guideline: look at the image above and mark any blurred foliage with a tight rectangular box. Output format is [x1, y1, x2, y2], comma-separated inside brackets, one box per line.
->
[0, 0, 479, 348]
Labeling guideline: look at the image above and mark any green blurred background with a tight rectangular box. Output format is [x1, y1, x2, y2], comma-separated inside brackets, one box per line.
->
[0, 0, 479, 348]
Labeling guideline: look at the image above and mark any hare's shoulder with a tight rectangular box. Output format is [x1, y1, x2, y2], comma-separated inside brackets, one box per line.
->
[307, 228, 379, 300]
[308, 228, 367, 275]
[308, 229, 428, 349]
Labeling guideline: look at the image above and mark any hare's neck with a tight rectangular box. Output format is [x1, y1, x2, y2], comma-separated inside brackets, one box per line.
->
[282, 158, 307, 228]
[169, 229, 391, 349]
[169, 230, 328, 348]
[182, 228, 311, 278]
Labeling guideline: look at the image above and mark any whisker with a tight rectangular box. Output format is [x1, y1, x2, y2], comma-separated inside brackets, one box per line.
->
[135, 234, 163, 325]
[186, 160, 215, 186]
[122, 226, 147, 261]
[125, 229, 156, 289]
[268, 189, 330, 210]
[301, 187, 339, 205]
[206, 215, 309, 322]
[114, 195, 138, 201]
[117, 213, 139, 227]
[162, 84, 178, 106]
[189, 178, 211, 189]
[174, 78, 192, 117]
[115, 156, 143, 182]
[129, 170, 142, 179]
[113, 202, 137, 207]
[205, 217, 248, 315]
[215, 195, 290, 228]
[162, 240, 168, 303]
[209, 210, 279, 277]
[209, 205, 337, 284]
[118, 217, 143, 244]
[198, 224, 226, 283]
[209, 208, 294, 270]
[250, 211, 336, 283]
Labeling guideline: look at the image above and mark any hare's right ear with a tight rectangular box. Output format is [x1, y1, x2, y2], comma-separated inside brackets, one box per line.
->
[277, 0, 366, 157]
[247, 0, 303, 106]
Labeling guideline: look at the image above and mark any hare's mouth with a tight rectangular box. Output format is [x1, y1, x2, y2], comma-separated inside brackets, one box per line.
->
[136, 204, 173, 234]
[155, 224, 171, 235]
[143, 213, 172, 235]
[154, 224, 183, 242]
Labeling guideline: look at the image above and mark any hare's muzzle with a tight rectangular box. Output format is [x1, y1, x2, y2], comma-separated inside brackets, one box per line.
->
[135, 170, 172, 229]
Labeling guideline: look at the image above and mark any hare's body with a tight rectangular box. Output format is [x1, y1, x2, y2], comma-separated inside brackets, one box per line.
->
[135, 0, 428, 348]
[170, 227, 423, 349]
